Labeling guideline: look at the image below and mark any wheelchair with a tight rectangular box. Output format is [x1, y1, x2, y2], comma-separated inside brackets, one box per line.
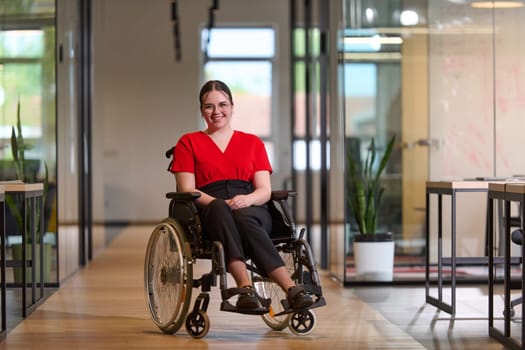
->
[144, 163, 326, 338]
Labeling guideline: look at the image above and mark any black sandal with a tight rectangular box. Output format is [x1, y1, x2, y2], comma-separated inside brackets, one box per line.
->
[236, 285, 259, 309]
[287, 285, 314, 310]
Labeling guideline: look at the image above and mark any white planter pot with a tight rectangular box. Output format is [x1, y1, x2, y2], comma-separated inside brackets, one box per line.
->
[353, 240, 395, 281]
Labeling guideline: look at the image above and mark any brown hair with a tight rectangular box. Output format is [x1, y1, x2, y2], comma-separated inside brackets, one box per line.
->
[199, 80, 234, 108]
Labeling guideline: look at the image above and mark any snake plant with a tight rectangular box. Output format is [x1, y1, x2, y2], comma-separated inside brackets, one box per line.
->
[347, 135, 396, 235]
[5, 100, 48, 242]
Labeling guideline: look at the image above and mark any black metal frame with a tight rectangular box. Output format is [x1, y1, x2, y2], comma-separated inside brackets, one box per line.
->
[0, 187, 6, 338]
[425, 182, 500, 316]
[5, 184, 46, 318]
[488, 183, 525, 350]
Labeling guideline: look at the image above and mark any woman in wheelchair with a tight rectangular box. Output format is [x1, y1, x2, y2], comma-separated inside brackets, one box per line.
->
[169, 80, 314, 311]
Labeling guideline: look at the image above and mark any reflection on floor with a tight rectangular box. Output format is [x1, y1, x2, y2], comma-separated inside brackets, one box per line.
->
[345, 254, 519, 283]
[357, 284, 522, 349]
[3, 224, 125, 335]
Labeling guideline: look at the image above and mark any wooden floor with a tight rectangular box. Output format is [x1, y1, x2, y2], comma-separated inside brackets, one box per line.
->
[0, 226, 517, 349]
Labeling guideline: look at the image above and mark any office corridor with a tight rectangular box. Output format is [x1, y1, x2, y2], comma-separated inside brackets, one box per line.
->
[0, 225, 432, 350]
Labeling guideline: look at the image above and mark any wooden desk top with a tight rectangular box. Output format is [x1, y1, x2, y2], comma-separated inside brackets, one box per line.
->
[0, 181, 43, 192]
[426, 179, 524, 191]
[505, 183, 525, 194]
[488, 183, 506, 192]
[426, 180, 495, 190]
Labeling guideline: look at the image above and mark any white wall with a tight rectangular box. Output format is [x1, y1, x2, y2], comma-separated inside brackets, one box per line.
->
[91, 0, 291, 223]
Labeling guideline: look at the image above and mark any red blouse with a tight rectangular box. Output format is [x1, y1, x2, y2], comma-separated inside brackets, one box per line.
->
[170, 130, 273, 188]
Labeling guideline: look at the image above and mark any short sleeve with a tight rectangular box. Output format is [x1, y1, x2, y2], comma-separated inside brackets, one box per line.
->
[169, 134, 195, 174]
[253, 136, 272, 174]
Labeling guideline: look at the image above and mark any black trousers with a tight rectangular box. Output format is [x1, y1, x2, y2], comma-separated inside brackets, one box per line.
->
[199, 180, 284, 274]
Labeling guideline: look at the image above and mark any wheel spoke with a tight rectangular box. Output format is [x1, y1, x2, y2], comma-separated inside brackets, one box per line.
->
[145, 219, 193, 334]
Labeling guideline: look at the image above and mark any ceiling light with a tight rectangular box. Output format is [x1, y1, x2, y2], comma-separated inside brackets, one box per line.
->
[400, 10, 419, 26]
[471, 1, 524, 8]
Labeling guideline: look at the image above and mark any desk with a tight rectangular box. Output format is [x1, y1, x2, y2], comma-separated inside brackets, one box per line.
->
[425, 180, 503, 316]
[2, 182, 45, 317]
[488, 183, 525, 349]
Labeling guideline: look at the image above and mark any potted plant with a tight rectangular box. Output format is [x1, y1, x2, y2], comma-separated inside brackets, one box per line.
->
[4, 100, 52, 284]
[347, 135, 396, 281]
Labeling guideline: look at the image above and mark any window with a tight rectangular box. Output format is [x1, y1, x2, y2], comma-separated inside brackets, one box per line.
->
[0, 30, 45, 140]
[0, 26, 55, 169]
[202, 27, 275, 164]
[292, 27, 330, 171]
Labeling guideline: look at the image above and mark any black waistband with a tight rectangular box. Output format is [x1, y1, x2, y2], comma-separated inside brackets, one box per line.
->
[199, 180, 253, 200]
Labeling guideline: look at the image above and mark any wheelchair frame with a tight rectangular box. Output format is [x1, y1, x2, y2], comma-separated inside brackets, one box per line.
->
[144, 189, 326, 338]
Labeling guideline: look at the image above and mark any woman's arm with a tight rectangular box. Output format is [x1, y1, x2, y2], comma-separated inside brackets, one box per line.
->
[174, 172, 215, 207]
[251, 170, 272, 204]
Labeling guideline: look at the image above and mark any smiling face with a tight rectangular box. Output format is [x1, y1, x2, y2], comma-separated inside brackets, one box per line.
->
[200, 89, 234, 132]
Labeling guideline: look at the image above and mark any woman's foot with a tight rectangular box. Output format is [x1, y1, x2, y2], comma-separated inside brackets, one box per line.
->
[287, 285, 314, 309]
[236, 286, 259, 309]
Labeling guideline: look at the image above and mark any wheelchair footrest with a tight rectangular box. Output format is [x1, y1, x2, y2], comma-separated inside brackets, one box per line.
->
[219, 287, 271, 315]
[277, 296, 326, 316]
[276, 284, 327, 316]
[220, 300, 269, 315]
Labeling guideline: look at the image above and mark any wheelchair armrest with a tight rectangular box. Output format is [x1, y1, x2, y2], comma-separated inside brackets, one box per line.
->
[271, 190, 296, 201]
[268, 190, 296, 238]
[166, 192, 201, 200]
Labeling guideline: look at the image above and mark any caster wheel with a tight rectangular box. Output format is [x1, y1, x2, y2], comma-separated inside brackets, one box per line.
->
[185, 310, 210, 338]
[289, 310, 316, 336]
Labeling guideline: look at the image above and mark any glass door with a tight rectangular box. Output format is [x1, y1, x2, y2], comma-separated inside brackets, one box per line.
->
[342, 0, 425, 283]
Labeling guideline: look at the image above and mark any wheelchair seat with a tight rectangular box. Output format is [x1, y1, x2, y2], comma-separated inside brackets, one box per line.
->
[144, 149, 326, 338]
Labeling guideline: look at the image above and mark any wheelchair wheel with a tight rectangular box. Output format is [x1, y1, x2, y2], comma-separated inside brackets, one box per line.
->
[144, 218, 193, 334]
[253, 249, 295, 331]
[289, 310, 316, 336]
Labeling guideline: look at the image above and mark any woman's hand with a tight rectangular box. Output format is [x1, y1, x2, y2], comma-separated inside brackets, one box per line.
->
[226, 171, 272, 210]
[226, 194, 253, 210]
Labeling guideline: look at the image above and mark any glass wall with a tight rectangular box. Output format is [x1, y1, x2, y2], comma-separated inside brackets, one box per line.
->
[0, 0, 58, 284]
[341, 0, 525, 283]
[342, 0, 418, 283]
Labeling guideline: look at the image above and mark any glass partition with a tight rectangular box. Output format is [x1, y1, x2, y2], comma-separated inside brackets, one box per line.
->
[0, 0, 58, 315]
[341, 0, 525, 283]
[0, 0, 57, 284]
[342, 0, 414, 283]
